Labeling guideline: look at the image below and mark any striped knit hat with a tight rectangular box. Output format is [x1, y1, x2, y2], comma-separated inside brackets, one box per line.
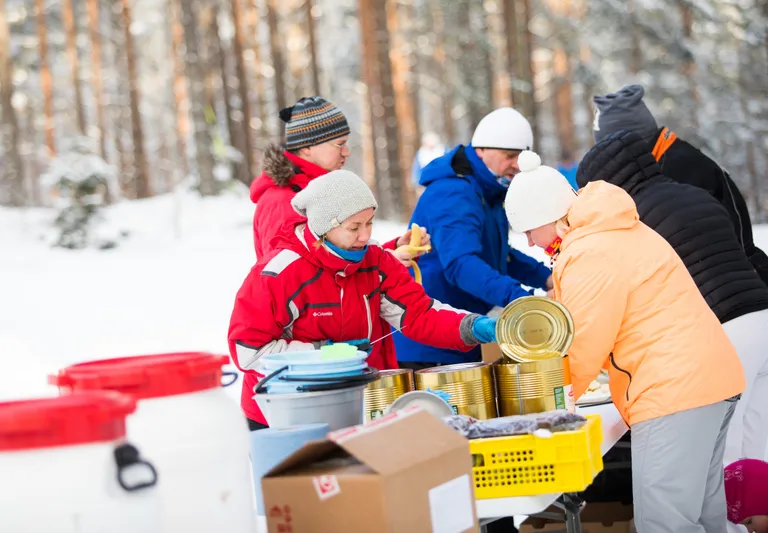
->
[279, 96, 350, 151]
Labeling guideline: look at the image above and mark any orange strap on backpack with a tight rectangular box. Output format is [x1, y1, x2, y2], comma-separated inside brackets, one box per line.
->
[652, 127, 677, 161]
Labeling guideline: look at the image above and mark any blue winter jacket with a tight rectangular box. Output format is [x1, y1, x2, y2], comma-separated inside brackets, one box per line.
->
[394, 145, 551, 364]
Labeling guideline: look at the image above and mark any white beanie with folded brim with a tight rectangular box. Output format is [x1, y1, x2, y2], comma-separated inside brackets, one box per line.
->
[291, 170, 378, 236]
[471, 108, 533, 151]
[505, 151, 577, 234]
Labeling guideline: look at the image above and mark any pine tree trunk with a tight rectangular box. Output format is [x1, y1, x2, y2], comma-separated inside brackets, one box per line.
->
[62, 0, 87, 135]
[550, 0, 576, 159]
[387, 0, 420, 212]
[266, 0, 288, 112]
[24, 101, 41, 205]
[180, 0, 218, 195]
[246, 0, 270, 144]
[108, 0, 133, 193]
[428, 0, 454, 144]
[0, 0, 25, 206]
[677, 1, 699, 130]
[208, 6, 241, 178]
[520, 0, 539, 146]
[87, 0, 106, 159]
[502, 0, 522, 107]
[121, 0, 151, 198]
[168, 0, 190, 178]
[359, 0, 405, 221]
[230, 0, 256, 181]
[305, 0, 321, 95]
[35, 0, 55, 156]
[627, 0, 642, 74]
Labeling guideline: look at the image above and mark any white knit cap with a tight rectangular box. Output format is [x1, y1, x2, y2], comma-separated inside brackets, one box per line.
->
[504, 151, 577, 233]
[471, 108, 533, 151]
[291, 170, 378, 236]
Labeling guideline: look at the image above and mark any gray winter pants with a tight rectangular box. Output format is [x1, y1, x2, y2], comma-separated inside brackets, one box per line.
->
[631, 400, 737, 533]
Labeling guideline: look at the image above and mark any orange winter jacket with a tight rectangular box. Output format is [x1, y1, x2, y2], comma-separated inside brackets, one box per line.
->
[553, 181, 745, 426]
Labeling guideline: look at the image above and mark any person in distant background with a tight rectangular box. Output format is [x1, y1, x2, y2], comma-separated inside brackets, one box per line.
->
[394, 108, 552, 370]
[592, 84, 768, 285]
[411, 132, 447, 196]
[556, 149, 579, 190]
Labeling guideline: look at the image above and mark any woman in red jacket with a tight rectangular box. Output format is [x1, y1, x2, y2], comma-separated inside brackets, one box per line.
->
[229, 170, 498, 430]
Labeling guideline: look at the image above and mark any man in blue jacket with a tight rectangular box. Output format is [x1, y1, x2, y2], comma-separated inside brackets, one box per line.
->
[394, 108, 552, 368]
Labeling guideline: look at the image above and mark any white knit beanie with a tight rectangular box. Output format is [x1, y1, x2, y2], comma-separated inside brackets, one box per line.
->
[471, 108, 533, 151]
[504, 151, 577, 233]
[291, 170, 378, 236]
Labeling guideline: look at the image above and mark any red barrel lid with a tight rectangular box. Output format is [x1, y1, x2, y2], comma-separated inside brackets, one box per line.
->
[49, 352, 230, 400]
[0, 391, 136, 452]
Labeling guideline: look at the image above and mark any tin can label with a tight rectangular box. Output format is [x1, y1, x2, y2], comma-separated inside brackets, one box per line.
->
[554, 385, 576, 413]
[369, 409, 385, 420]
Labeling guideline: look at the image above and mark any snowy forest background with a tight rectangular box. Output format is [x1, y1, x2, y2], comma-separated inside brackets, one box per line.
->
[0, 0, 767, 225]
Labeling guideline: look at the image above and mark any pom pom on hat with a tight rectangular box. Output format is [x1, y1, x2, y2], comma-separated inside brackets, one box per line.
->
[505, 151, 577, 234]
[517, 150, 542, 173]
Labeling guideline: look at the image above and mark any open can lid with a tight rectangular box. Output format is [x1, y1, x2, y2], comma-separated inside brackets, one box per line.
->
[0, 391, 136, 452]
[49, 352, 230, 400]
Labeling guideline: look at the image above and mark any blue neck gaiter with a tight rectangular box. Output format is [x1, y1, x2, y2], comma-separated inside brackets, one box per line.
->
[324, 240, 368, 263]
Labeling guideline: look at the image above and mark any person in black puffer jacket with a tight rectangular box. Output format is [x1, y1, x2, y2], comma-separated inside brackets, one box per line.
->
[592, 84, 768, 286]
[577, 130, 768, 467]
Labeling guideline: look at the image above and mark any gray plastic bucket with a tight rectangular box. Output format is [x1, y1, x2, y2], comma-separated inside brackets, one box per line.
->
[254, 385, 366, 431]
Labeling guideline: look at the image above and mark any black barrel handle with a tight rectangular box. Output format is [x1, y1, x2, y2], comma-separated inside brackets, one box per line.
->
[114, 443, 159, 492]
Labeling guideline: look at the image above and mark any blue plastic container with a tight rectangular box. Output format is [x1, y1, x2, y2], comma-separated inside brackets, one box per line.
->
[259, 349, 370, 394]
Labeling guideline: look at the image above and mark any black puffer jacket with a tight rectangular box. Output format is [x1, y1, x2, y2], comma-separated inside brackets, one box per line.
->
[576, 130, 768, 324]
[649, 128, 768, 285]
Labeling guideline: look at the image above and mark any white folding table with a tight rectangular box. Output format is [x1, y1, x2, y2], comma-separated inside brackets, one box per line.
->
[477, 403, 629, 532]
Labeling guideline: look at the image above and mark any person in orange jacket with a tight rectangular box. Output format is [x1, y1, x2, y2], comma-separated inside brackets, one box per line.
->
[504, 150, 746, 533]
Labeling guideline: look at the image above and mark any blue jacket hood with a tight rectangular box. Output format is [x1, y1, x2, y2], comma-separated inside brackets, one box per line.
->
[419, 145, 463, 186]
[419, 144, 507, 204]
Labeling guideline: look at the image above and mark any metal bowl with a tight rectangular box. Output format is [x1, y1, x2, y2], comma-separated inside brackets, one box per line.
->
[386, 391, 455, 418]
[495, 296, 575, 362]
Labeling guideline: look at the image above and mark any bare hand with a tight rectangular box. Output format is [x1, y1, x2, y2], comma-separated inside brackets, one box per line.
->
[745, 516, 768, 533]
[386, 248, 413, 269]
[546, 289, 555, 298]
[397, 229, 432, 258]
[546, 275, 554, 291]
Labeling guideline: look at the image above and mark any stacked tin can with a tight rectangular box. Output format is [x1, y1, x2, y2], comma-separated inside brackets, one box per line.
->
[364, 369, 414, 420]
[494, 296, 576, 415]
[414, 363, 497, 420]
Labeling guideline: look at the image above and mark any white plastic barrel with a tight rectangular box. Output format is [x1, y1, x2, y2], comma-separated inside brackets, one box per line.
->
[0, 391, 160, 533]
[51, 353, 256, 533]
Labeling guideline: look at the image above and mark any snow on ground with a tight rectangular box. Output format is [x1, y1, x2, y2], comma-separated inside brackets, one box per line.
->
[3, 189, 768, 405]
[0, 189, 407, 403]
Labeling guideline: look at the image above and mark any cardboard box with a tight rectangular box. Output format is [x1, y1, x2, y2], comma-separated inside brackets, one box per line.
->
[481, 342, 503, 365]
[262, 406, 480, 533]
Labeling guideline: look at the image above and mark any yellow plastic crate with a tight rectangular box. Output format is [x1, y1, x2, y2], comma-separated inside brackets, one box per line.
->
[470, 414, 604, 499]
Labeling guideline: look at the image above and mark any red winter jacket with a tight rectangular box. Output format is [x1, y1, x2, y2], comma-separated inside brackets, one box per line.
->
[228, 223, 480, 424]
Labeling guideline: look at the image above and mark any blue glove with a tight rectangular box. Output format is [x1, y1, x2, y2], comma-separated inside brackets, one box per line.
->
[471, 317, 498, 344]
[328, 339, 372, 354]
